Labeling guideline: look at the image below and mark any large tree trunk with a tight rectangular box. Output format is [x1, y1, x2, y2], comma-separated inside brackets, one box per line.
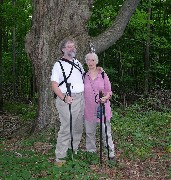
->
[25, 0, 141, 131]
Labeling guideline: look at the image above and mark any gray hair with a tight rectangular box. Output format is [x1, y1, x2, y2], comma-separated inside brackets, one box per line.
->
[85, 53, 99, 64]
[60, 38, 76, 52]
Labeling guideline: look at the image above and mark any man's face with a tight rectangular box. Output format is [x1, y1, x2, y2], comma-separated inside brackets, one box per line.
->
[63, 42, 76, 58]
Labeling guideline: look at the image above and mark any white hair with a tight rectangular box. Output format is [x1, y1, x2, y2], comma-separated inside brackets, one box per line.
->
[85, 53, 99, 64]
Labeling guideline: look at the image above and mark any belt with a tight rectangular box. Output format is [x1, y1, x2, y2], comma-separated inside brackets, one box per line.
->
[62, 92, 83, 96]
[71, 92, 83, 96]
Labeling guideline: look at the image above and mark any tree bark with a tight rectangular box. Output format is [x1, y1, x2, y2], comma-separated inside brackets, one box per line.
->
[25, 0, 141, 131]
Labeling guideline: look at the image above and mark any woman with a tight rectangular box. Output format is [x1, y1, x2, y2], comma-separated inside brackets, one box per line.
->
[84, 52, 115, 159]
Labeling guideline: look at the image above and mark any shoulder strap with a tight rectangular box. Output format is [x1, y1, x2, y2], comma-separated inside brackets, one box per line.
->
[54, 60, 68, 98]
[61, 58, 85, 82]
[83, 70, 88, 78]
[83, 71, 105, 79]
[54, 60, 75, 98]
[58, 60, 74, 87]
[101, 71, 105, 79]
[58, 60, 67, 86]
[61, 58, 83, 75]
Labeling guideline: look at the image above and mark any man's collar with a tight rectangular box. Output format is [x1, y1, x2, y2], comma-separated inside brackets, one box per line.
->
[62, 56, 73, 61]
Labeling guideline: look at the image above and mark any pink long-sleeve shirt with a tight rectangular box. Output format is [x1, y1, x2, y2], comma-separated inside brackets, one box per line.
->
[84, 71, 112, 122]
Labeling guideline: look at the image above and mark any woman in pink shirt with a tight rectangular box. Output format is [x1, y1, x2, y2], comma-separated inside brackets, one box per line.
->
[84, 52, 115, 159]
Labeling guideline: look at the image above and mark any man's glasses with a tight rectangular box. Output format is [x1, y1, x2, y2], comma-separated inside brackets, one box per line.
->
[65, 45, 77, 49]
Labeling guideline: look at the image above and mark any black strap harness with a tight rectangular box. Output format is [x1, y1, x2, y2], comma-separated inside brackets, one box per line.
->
[58, 58, 83, 87]
[54, 58, 83, 98]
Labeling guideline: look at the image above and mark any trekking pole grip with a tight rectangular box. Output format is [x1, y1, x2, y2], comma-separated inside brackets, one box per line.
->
[66, 83, 71, 96]
[99, 90, 103, 99]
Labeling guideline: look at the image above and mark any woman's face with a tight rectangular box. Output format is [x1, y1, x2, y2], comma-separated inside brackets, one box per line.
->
[86, 55, 97, 70]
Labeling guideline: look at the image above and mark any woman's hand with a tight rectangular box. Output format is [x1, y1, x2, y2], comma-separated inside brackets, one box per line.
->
[100, 97, 107, 103]
[99, 92, 111, 103]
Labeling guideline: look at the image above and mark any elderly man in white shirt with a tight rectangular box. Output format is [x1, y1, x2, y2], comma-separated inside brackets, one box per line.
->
[51, 38, 84, 167]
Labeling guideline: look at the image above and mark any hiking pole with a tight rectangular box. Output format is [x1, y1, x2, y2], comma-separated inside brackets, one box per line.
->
[103, 104, 110, 160]
[66, 83, 74, 160]
[99, 91, 103, 165]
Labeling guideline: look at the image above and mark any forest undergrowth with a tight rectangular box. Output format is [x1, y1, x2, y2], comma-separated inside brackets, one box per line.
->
[0, 94, 170, 180]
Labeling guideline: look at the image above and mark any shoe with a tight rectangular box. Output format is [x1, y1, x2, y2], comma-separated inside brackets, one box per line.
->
[54, 159, 66, 167]
[109, 156, 115, 160]
[87, 150, 96, 153]
[68, 147, 78, 155]
[109, 151, 115, 159]
[74, 150, 77, 155]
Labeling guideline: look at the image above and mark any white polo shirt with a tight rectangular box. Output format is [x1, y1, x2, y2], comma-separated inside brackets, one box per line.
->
[51, 59, 84, 93]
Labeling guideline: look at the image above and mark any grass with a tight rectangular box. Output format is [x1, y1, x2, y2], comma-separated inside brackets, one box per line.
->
[112, 108, 170, 160]
[3, 102, 37, 121]
[0, 102, 170, 179]
[0, 135, 102, 179]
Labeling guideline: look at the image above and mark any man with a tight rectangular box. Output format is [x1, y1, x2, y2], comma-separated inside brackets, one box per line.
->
[51, 38, 84, 167]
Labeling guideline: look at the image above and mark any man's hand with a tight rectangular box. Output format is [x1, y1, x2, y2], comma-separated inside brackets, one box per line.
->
[64, 96, 73, 104]
[97, 66, 104, 72]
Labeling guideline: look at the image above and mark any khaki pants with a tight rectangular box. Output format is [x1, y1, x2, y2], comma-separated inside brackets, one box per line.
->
[85, 120, 115, 156]
[55, 92, 84, 160]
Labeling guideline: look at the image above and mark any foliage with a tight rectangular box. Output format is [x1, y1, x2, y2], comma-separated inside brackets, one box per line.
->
[1, 0, 171, 105]
[1, 0, 170, 177]
[112, 106, 170, 159]
[0, 131, 102, 179]
[88, 0, 171, 98]
[1, 0, 33, 102]
[0, 105, 170, 179]
[87, 0, 122, 36]
[3, 101, 37, 121]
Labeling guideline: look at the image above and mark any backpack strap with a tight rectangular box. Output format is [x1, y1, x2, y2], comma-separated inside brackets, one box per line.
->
[58, 61, 67, 86]
[60, 58, 83, 75]
[61, 58, 84, 82]
[54, 60, 74, 99]
[101, 71, 105, 79]
[58, 60, 74, 87]
[83, 70, 88, 79]
[84, 71, 105, 79]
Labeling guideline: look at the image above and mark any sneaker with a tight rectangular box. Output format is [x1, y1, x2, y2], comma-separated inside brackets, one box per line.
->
[87, 150, 96, 153]
[109, 151, 115, 159]
[74, 150, 77, 155]
[68, 147, 78, 155]
[109, 156, 115, 160]
[54, 159, 66, 167]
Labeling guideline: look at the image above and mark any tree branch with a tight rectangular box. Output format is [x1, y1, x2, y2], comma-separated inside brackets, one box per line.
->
[92, 0, 141, 54]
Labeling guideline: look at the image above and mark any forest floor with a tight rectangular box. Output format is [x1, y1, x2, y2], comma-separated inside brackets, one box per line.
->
[0, 111, 170, 180]
[0, 129, 170, 180]
[0, 91, 171, 179]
